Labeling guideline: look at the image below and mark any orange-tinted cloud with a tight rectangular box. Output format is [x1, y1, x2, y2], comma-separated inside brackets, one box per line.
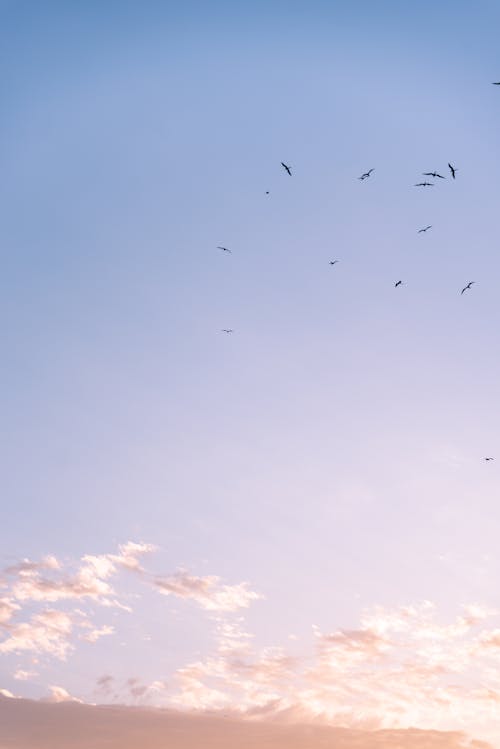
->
[0, 695, 492, 749]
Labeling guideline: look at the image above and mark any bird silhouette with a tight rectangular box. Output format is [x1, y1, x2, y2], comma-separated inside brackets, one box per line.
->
[448, 163, 457, 179]
[329, 260, 339, 266]
[418, 225, 432, 233]
[423, 172, 445, 179]
[359, 168, 374, 180]
[415, 182, 434, 187]
[394, 280, 403, 288]
[492, 82, 500, 85]
[221, 329, 234, 333]
[281, 162, 292, 176]
[484, 457, 495, 461]
[461, 282, 475, 295]
[217, 246, 232, 253]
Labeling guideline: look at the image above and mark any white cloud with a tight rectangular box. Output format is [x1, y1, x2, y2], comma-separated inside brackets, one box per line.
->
[79, 624, 115, 643]
[0, 609, 74, 660]
[13, 669, 38, 681]
[45, 685, 82, 703]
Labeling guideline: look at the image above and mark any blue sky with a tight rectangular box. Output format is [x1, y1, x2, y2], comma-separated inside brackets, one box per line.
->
[2, 1, 500, 744]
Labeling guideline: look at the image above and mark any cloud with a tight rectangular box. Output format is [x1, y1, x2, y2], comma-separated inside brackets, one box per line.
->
[0, 609, 74, 660]
[0, 541, 263, 676]
[0, 697, 491, 749]
[7, 545, 500, 741]
[79, 624, 114, 643]
[5, 556, 61, 577]
[0, 596, 19, 625]
[6, 542, 155, 607]
[95, 674, 114, 695]
[13, 669, 38, 681]
[151, 571, 262, 612]
[44, 686, 82, 704]
[168, 602, 500, 742]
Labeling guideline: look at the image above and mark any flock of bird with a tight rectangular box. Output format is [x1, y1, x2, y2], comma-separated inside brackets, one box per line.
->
[219, 159, 473, 296]
[215, 109, 499, 461]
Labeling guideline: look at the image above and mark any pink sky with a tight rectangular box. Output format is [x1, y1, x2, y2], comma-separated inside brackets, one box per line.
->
[3, 2, 500, 747]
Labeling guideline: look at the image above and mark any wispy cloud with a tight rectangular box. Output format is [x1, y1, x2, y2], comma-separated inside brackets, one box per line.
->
[170, 601, 500, 739]
[0, 542, 261, 669]
[13, 669, 39, 682]
[151, 571, 262, 612]
[6, 542, 155, 606]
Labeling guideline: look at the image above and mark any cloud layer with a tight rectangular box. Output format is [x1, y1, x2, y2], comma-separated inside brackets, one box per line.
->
[0, 696, 492, 749]
[4, 543, 500, 743]
[0, 541, 261, 667]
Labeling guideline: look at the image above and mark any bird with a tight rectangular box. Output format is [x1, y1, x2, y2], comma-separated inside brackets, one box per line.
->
[217, 246, 232, 254]
[221, 329, 234, 333]
[448, 163, 457, 179]
[414, 182, 434, 187]
[281, 162, 292, 176]
[418, 225, 432, 233]
[484, 457, 495, 461]
[329, 260, 339, 266]
[492, 82, 500, 85]
[423, 172, 445, 179]
[394, 280, 403, 288]
[265, 191, 270, 194]
[359, 168, 374, 180]
[461, 281, 475, 295]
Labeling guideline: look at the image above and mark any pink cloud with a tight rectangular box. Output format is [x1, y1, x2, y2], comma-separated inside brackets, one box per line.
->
[0, 609, 74, 660]
[44, 686, 82, 704]
[151, 571, 262, 612]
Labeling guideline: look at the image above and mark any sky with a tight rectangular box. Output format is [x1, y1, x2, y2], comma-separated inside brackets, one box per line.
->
[1, 0, 500, 746]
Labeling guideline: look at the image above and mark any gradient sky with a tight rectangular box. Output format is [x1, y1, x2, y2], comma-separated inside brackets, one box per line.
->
[2, 1, 500, 746]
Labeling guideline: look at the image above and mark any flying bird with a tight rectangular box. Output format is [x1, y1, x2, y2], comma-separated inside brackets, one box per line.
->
[418, 225, 432, 233]
[281, 162, 292, 176]
[359, 168, 374, 180]
[492, 82, 500, 85]
[394, 280, 403, 288]
[423, 172, 445, 179]
[221, 329, 234, 333]
[448, 163, 457, 179]
[329, 260, 339, 266]
[414, 182, 434, 187]
[461, 281, 475, 295]
[217, 246, 232, 253]
[484, 457, 495, 461]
